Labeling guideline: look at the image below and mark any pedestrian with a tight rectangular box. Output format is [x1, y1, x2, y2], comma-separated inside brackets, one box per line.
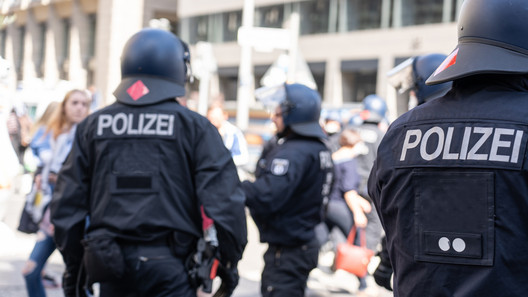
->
[206, 99, 250, 176]
[368, 0, 528, 295]
[345, 94, 386, 295]
[50, 28, 247, 297]
[318, 128, 372, 277]
[22, 89, 91, 297]
[372, 53, 453, 292]
[6, 103, 32, 166]
[321, 110, 343, 153]
[243, 83, 334, 297]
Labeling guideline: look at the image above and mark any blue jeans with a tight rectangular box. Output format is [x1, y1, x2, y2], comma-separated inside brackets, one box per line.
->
[24, 231, 56, 297]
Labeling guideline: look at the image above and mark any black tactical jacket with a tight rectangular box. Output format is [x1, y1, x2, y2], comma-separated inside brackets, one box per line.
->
[51, 98, 247, 267]
[369, 75, 528, 297]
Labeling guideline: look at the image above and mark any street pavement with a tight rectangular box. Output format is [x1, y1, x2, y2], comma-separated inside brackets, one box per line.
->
[0, 176, 393, 297]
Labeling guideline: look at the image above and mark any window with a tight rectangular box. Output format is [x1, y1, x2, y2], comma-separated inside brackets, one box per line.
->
[16, 25, 25, 81]
[309, 62, 326, 98]
[401, 0, 443, 26]
[223, 11, 242, 42]
[0, 30, 6, 58]
[341, 59, 378, 103]
[255, 4, 284, 28]
[60, 18, 71, 80]
[300, 0, 330, 35]
[217, 66, 239, 101]
[186, 15, 208, 44]
[36, 22, 46, 77]
[345, 0, 383, 30]
[87, 14, 96, 59]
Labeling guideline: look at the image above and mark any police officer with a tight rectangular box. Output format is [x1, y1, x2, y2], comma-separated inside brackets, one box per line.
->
[372, 53, 453, 291]
[243, 83, 333, 297]
[368, 0, 528, 295]
[50, 28, 247, 297]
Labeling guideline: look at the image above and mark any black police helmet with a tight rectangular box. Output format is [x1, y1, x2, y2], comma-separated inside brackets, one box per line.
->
[113, 28, 191, 105]
[282, 83, 326, 139]
[427, 0, 528, 85]
[413, 54, 452, 104]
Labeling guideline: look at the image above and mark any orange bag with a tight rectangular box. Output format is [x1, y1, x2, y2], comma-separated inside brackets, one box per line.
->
[335, 226, 375, 277]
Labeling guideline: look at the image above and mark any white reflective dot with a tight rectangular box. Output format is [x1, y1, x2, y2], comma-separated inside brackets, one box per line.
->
[452, 238, 466, 252]
[438, 237, 450, 251]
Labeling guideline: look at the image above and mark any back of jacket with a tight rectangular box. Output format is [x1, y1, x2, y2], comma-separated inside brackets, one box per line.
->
[369, 75, 528, 297]
[51, 100, 247, 266]
[243, 136, 333, 246]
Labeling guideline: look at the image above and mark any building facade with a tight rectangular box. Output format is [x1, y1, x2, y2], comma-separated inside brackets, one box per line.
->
[0, 0, 461, 122]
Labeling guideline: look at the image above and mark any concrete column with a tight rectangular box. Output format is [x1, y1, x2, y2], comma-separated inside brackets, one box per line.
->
[376, 54, 397, 120]
[45, 6, 61, 83]
[24, 9, 37, 80]
[95, 0, 144, 106]
[68, 0, 88, 87]
[5, 24, 17, 91]
[324, 57, 342, 107]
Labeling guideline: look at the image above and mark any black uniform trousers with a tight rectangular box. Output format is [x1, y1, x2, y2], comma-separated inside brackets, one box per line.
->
[261, 237, 319, 297]
[99, 243, 195, 297]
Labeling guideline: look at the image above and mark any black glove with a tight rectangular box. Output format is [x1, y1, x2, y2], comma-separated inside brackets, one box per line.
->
[215, 263, 239, 297]
[373, 261, 393, 291]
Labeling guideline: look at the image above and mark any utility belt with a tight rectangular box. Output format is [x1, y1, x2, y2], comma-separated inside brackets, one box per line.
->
[82, 231, 196, 285]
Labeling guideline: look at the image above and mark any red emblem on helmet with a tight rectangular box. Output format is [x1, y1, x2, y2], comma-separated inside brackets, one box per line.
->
[432, 48, 458, 77]
[127, 80, 150, 101]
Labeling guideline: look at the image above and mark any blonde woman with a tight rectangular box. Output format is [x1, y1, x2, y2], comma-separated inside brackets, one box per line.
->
[23, 89, 90, 297]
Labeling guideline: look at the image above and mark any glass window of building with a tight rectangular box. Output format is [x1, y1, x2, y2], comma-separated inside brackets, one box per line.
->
[400, 0, 443, 26]
[87, 14, 96, 58]
[218, 66, 239, 101]
[309, 62, 325, 98]
[341, 59, 378, 103]
[300, 0, 330, 35]
[0, 30, 6, 58]
[255, 4, 284, 28]
[36, 22, 46, 77]
[344, 0, 383, 30]
[185, 15, 208, 44]
[223, 10, 242, 42]
[16, 25, 25, 81]
[207, 13, 223, 43]
[87, 14, 97, 85]
[60, 18, 71, 80]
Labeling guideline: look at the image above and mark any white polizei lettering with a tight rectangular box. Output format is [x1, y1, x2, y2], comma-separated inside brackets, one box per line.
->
[400, 129, 422, 161]
[127, 114, 138, 135]
[511, 130, 523, 163]
[443, 127, 459, 160]
[96, 113, 175, 137]
[400, 125, 524, 164]
[156, 114, 170, 136]
[137, 114, 144, 134]
[168, 115, 174, 136]
[143, 114, 157, 135]
[420, 127, 444, 161]
[97, 114, 112, 136]
[467, 127, 492, 160]
[459, 127, 472, 160]
[112, 113, 127, 135]
[489, 128, 514, 162]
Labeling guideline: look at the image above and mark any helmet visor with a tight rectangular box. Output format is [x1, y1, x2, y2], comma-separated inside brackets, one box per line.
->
[387, 57, 416, 94]
[255, 84, 286, 111]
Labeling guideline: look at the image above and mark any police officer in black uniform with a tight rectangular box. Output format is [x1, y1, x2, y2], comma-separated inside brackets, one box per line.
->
[372, 53, 453, 291]
[50, 28, 247, 297]
[368, 0, 528, 295]
[242, 83, 333, 297]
